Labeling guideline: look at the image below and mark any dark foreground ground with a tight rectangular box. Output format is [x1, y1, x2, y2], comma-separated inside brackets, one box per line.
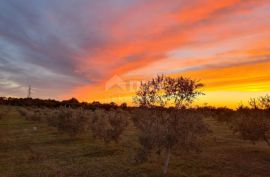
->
[0, 106, 270, 177]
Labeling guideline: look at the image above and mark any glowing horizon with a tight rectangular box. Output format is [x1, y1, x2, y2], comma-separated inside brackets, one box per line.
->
[0, 0, 270, 108]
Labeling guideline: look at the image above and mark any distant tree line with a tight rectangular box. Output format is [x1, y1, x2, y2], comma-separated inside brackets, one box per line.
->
[0, 97, 127, 110]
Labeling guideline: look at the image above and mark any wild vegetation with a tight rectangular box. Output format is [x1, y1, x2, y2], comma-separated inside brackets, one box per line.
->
[0, 77, 270, 177]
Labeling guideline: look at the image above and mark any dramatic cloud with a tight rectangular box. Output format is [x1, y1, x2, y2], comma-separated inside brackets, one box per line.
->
[0, 0, 269, 107]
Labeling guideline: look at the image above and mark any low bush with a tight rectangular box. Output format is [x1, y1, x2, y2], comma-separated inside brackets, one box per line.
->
[51, 108, 90, 137]
[231, 109, 270, 146]
[90, 109, 129, 143]
[19, 108, 48, 122]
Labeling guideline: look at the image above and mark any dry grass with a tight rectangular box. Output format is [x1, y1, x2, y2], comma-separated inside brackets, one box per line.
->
[0, 106, 270, 177]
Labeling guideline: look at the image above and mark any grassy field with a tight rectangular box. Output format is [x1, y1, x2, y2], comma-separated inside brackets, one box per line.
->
[0, 106, 270, 177]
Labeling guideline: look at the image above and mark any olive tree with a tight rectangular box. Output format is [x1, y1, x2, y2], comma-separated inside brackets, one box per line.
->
[163, 76, 204, 108]
[229, 95, 270, 146]
[248, 95, 270, 110]
[89, 109, 129, 143]
[231, 108, 270, 146]
[132, 108, 209, 175]
[133, 75, 208, 176]
[258, 95, 270, 110]
[133, 75, 166, 108]
[51, 108, 90, 137]
[134, 75, 204, 108]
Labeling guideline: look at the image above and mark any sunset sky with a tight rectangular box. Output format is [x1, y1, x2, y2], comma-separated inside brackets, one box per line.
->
[0, 0, 270, 108]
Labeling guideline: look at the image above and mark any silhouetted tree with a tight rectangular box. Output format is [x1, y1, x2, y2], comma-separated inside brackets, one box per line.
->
[249, 98, 258, 109]
[258, 95, 270, 110]
[163, 76, 204, 108]
[134, 75, 204, 108]
[120, 103, 128, 109]
[62, 98, 80, 108]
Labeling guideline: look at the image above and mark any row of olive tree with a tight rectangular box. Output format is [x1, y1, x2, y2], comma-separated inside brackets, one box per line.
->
[230, 95, 270, 146]
[231, 108, 270, 146]
[18, 75, 207, 176]
[15, 74, 270, 176]
[19, 108, 129, 143]
[212, 95, 270, 147]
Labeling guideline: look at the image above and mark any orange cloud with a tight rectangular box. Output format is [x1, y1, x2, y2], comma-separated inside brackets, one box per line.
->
[180, 61, 270, 92]
[61, 0, 270, 108]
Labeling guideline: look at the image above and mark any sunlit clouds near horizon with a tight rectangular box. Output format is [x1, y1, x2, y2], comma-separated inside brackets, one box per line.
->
[0, 0, 270, 108]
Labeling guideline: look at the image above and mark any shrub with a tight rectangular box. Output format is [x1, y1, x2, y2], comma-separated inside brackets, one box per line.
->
[18, 107, 28, 117]
[18, 107, 91, 137]
[231, 109, 270, 146]
[27, 109, 44, 121]
[52, 108, 90, 137]
[90, 109, 129, 143]
[46, 109, 62, 127]
[19, 108, 48, 122]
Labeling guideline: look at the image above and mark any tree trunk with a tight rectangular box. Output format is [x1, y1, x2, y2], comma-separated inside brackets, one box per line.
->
[163, 148, 171, 177]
